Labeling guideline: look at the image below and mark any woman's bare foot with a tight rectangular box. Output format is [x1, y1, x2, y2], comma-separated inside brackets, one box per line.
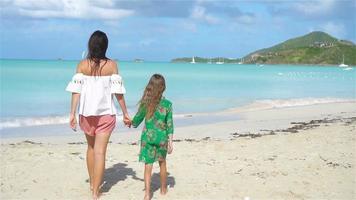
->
[90, 181, 93, 191]
[87, 178, 94, 191]
[160, 187, 167, 195]
[143, 192, 151, 200]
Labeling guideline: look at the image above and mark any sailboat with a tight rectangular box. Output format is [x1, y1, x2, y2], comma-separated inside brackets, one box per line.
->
[339, 54, 348, 67]
[238, 58, 244, 65]
[216, 57, 224, 64]
[207, 58, 212, 64]
[190, 56, 196, 64]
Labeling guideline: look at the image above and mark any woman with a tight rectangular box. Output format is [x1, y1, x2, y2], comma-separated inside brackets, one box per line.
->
[66, 30, 131, 199]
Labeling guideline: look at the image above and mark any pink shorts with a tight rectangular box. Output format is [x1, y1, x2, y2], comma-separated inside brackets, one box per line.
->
[79, 115, 116, 136]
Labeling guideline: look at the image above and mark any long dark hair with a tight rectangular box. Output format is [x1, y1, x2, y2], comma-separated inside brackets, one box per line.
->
[139, 74, 166, 119]
[87, 30, 109, 76]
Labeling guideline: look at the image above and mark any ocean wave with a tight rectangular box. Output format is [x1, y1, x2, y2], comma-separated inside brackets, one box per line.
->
[0, 113, 189, 129]
[252, 98, 356, 109]
[1, 98, 354, 129]
[0, 115, 69, 129]
[0, 114, 138, 129]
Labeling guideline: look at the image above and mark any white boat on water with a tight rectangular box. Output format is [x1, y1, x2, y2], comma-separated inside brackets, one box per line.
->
[339, 55, 348, 67]
[343, 67, 353, 71]
[238, 58, 244, 64]
[216, 57, 224, 64]
[190, 56, 196, 64]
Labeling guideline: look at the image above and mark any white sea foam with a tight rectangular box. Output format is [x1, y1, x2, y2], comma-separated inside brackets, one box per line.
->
[1, 98, 354, 129]
[0, 113, 188, 129]
[0, 115, 126, 129]
[0, 115, 69, 129]
[253, 97, 356, 109]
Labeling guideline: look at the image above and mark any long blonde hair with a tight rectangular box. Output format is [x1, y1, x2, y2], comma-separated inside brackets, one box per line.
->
[139, 74, 166, 119]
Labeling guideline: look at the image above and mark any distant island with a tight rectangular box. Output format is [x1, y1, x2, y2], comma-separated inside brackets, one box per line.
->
[171, 57, 241, 64]
[171, 31, 356, 66]
[134, 58, 144, 63]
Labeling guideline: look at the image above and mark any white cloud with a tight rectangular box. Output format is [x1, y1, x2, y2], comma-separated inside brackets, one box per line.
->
[181, 21, 197, 32]
[319, 21, 346, 38]
[293, 0, 335, 16]
[139, 39, 155, 47]
[235, 14, 256, 25]
[116, 42, 131, 49]
[7, 0, 134, 20]
[190, 5, 219, 24]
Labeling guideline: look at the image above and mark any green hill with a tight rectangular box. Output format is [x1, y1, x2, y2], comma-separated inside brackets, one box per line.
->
[244, 31, 356, 65]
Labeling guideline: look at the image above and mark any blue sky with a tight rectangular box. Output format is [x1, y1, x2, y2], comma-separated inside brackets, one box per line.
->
[0, 0, 355, 61]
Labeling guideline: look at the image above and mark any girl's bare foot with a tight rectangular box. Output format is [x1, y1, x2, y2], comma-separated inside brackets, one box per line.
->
[92, 193, 99, 200]
[92, 189, 101, 200]
[93, 191, 103, 200]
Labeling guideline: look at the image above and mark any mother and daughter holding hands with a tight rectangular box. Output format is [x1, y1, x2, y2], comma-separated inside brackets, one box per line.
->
[66, 30, 174, 200]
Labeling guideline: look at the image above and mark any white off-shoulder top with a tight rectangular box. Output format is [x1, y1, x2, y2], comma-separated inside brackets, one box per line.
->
[65, 73, 126, 116]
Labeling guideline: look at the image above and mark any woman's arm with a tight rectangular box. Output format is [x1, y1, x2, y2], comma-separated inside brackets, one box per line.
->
[132, 104, 146, 128]
[69, 93, 80, 131]
[115, 94, 131, 126]
[112, 61, 131, 126]
[69, 64, 82, 131]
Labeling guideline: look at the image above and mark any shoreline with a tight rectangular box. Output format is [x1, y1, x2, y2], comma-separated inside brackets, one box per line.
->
[1, 97, 355, 131]
[1, 101, 355, 144]
[170, 61, 356, 67]
[2, 58, 355, 67]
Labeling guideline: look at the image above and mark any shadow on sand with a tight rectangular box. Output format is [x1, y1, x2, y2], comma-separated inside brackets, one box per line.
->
[150, 172, 176, 198]
[86, 162, 176, 197]
[101, 162, 143, 193]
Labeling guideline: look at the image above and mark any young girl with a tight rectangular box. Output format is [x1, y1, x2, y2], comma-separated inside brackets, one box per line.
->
[66, 30, 131, 200]
[131, 74, 174, 200]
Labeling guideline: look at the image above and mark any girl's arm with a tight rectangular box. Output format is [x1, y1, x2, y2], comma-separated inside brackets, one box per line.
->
[166, 104, 174, 135]
[166, 104, 174, 154]
[132, 105, 146, 128]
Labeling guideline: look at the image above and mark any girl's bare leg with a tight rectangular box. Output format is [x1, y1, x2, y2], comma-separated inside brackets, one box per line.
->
[85, 134, 95, 191]
[144, 164, 153, 200]
[159, 160, 167, 195]
[92, 132, 111, 199]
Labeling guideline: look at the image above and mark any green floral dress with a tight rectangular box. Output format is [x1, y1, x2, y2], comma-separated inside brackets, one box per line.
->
[132, 98, 174, 164]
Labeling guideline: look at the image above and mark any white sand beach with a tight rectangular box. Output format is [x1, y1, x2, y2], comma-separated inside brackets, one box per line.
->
[1, 102, 356, 200]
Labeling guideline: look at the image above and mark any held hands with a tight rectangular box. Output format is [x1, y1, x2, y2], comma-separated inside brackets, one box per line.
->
[123, 114, 132, 128]
[69, 113, 77, 132]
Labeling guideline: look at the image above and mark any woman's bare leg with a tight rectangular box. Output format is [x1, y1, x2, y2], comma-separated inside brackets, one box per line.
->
[85, 134, 95, 191]
[92, 132, 111, 199]
[159, 160, 167, 195]
[144, 164, 153, 200]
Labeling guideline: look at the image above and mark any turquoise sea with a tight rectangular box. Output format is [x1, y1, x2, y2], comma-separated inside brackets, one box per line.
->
[0, 59, 355, 132]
